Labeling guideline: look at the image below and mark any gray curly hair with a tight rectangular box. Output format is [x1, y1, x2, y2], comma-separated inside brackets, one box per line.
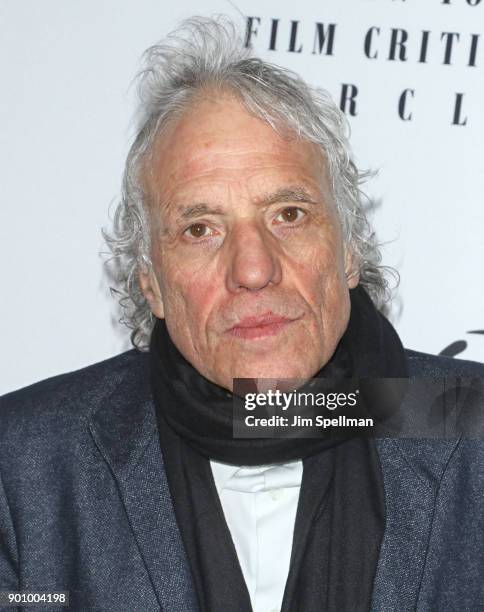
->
[103, 15, 392, 349]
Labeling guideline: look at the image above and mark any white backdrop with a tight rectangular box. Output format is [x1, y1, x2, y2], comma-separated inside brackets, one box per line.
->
[1, 0, 483, 395]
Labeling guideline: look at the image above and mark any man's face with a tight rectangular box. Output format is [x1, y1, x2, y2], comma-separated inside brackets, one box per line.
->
[140, 93, 359, 390]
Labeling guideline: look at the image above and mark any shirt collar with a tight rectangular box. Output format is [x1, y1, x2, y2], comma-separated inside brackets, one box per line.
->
[210, 459, 303, 495]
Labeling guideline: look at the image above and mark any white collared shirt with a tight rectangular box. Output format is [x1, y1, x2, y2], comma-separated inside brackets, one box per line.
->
[210, 459, 303, 612]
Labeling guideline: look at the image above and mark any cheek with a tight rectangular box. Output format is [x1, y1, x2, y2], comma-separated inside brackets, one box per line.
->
[287, 241, 349, 335]
[291, 239, 346, 294]
[159, 258, 220, 330]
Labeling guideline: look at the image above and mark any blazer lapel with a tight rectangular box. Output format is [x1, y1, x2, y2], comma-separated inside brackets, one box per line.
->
[88, 355, 198, 612]
[372, 436, 460, 612]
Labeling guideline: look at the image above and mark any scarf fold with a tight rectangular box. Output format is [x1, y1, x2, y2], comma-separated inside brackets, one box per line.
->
[150, 286, 408, 611]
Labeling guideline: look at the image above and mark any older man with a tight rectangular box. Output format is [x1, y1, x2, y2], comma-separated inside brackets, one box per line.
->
[1, 17, 484, 612]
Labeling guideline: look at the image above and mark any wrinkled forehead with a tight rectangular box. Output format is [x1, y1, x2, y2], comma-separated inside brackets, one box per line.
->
[140, 93, 333, 211]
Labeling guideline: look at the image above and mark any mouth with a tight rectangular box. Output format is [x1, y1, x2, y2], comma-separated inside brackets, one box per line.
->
[227, 312, 299, 340]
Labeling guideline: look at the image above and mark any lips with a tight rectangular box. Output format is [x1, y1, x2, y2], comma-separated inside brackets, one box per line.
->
[227, 312, 297, 340]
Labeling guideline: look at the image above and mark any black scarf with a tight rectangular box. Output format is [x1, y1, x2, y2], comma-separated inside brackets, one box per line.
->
[150, 286, 408, 611]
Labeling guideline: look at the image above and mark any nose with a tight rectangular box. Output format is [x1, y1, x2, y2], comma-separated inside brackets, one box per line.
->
[225, 222, 282, 293]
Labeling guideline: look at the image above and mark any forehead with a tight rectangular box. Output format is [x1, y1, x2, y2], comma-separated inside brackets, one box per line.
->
[143, 93, 330, 207]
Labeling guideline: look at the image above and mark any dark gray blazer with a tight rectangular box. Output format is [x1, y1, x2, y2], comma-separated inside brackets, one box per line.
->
[1, 349, 484, 612]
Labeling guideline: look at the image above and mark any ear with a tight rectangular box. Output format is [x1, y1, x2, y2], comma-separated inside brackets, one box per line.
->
[344, 249, 360, 289]
[138, 265, 165, 319]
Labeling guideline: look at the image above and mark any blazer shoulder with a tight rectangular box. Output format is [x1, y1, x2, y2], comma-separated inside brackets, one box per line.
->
[404, 348, 484, 378]
[0, 349, 150, 429]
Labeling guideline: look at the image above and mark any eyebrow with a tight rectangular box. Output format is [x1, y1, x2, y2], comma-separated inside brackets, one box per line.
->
[177, 203, 225, 221]
[173, 186, 319, 224]
[255, 186, 319, 207]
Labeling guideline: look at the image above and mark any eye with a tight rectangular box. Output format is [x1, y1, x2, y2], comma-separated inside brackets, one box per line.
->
[183, 223, 212, 239]
[275, 207, 306, 224]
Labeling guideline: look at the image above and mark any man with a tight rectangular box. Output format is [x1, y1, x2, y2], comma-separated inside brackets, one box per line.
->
[1, 16, 484, 612]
